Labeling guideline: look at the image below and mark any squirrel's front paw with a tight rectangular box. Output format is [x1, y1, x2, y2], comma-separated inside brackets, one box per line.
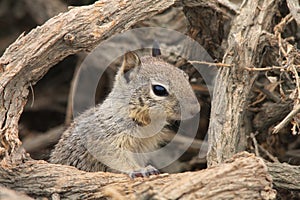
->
[128, 165, 160, 179]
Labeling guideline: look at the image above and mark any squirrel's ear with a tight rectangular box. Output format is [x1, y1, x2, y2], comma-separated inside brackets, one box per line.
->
[152, 40, 161, 57]
[119, 51, 141, 82]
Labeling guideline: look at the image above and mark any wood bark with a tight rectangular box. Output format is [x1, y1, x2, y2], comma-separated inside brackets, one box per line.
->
[0, 0, 175, 158]
[206, 0, 280, 166]
[0, 152, 276, 199]
[266, 161, 300, 191]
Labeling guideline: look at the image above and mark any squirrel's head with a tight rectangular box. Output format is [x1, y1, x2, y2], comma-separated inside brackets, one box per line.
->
[113, 49, 200, 127]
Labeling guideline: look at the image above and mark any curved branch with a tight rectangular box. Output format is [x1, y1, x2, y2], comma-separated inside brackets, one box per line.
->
[266, 161, 300, 190]
[0, 152, 275, 199]
[0, 0, 174, 158]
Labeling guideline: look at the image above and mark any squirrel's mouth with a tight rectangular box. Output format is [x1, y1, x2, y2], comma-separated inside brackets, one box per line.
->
[170, 109, 200, 121]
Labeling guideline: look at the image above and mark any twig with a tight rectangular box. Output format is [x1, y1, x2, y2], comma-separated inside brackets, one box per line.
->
[274, 13, 293, 58]
[189, 60, 232, 67]
[191, 84, 209, 93]
[273, 104, 300, 134]
[253, 82, 281, 103]
[274, 13, 293, 33]
[291, 64, 300, 100]
[29, 83, 35, 108]
[250, 132, 260, 157]
[258, 145, 279, 162]
[244, 66, 285, 71]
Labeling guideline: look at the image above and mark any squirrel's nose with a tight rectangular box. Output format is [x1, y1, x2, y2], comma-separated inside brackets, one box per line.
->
[190, 100, 201, 116]
[181, 100, 200, 120]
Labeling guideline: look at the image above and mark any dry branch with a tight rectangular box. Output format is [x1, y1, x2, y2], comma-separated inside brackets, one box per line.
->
[207, 0, 280, 166]
[0, 0, 175, 158]
[273, 104, 300, 134]
[266, 161, 300, 191]
[0, 152, 276, 199]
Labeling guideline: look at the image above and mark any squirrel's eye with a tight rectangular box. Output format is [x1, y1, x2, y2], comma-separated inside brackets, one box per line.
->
[152, 85, 168, 96]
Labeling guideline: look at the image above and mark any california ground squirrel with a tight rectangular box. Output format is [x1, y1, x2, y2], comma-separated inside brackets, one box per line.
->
[50, 47, 200, 178]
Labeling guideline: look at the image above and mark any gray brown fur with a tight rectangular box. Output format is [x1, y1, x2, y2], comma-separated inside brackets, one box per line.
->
[50, 52, 200, 175]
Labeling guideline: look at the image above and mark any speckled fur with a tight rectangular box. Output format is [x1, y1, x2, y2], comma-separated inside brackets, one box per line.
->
[50, 53, 200, 174]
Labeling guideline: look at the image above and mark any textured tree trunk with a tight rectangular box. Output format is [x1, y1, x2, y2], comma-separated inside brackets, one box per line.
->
[205, 0, 279, 166]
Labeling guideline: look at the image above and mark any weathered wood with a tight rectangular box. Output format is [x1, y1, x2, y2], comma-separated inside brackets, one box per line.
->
[0, 0, 175, 159]
[183, 5, 230, 60]
[0, 152, 276, 199]
[206, 0, 280, 166]
[266, 161, 300, 191]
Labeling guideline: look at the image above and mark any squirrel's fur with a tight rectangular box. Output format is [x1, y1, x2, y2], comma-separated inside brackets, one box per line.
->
[50, 50, 200, 176]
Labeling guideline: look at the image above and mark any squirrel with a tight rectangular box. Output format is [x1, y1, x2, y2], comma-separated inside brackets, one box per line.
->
[50, 46, 200, 178]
